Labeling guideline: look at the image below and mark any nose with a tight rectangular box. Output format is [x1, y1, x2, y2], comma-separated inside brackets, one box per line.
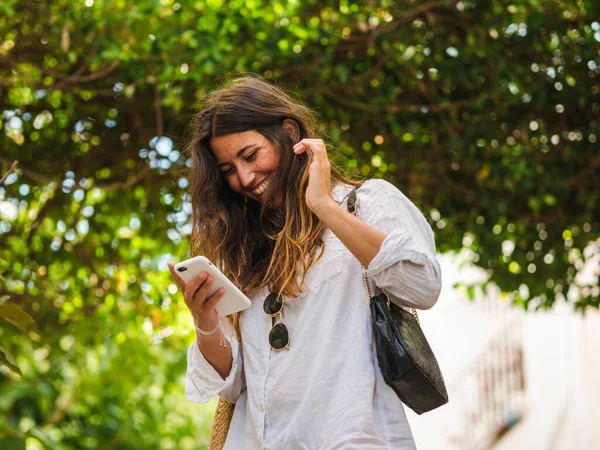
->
[237, 167, 256, 190]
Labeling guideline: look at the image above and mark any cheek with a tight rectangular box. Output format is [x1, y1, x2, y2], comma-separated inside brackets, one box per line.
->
[257, 149, 279, 172]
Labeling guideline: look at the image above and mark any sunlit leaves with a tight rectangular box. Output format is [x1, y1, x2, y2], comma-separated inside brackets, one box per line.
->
[0, 0, 599, 447]
[0, 303, 35, 332]
[0, 345, 21, 375]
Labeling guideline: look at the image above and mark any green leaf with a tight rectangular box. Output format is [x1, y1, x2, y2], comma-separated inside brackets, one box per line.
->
[0, 303, 35, 331]
[0, 345, 22, 376]
[0, 437, 26, 450]
[466, 285, 475, 300]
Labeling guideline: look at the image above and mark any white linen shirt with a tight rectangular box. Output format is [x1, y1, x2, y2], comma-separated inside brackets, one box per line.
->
[185, 179, 442, 449]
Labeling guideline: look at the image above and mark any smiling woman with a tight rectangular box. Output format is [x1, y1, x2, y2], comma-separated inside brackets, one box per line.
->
[170, 74, 443, 450]
[182, 75, 356, 299]
[210, 130, 281, 203]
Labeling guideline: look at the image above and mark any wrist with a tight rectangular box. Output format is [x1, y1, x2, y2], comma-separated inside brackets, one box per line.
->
[192, 313, 219, 331]
[195, 318, 229, 349]
[194, 317, 221, 336]
[311, 198, 338, 220]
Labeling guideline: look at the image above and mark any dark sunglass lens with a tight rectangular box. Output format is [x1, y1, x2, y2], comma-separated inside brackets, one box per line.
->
[269, 323, 289, 350]
[263, 293, 283, 315]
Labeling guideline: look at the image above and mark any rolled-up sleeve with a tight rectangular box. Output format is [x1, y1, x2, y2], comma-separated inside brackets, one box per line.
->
[357, 180, 442, 310]
[184, 319, 245, 404]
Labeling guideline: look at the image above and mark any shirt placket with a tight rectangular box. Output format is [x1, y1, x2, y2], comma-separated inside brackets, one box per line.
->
[255, 293, 272, 449]
[260, 345, 272, 448]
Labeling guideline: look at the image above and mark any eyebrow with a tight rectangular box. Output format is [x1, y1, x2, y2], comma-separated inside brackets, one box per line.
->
[217, 144, 259, 168]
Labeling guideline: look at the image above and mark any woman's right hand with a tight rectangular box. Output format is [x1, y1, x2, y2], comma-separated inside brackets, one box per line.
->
[167, 261, 224, 332]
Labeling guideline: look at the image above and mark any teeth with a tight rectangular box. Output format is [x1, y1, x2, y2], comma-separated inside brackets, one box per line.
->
[253, 178, 270, 195]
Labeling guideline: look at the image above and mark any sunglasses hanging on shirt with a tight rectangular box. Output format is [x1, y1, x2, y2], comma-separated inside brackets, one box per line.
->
[263, 292, 290, 350]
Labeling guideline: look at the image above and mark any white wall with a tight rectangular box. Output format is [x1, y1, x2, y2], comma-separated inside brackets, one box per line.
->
[405, 254, 600, 450]
[494, 308, 600, 450]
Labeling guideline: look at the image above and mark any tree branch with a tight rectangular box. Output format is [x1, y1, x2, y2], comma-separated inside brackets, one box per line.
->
[320, 87, 482, 113]
[343, 0, 460, 43]
[43, 60, 120, 83]
[567, 157, 600, 185]
[0, 156, 55, 185]
[97, 166, 152, 191]
[388, 0, 460, 28]
[0, 160, 19, 186]
[153, 80, 164, 137]
[26, 183, 60, 249]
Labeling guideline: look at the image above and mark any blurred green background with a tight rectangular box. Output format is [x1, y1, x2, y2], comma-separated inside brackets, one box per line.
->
[0, 0, 598, 448]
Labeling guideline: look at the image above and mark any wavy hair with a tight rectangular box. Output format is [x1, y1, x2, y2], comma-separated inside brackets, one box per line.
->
[183, 75, 361, 336]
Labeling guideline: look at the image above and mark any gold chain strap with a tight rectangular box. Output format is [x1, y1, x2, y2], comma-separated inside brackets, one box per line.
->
[349, 190, 420, 325]
[360, 269, 419, 324]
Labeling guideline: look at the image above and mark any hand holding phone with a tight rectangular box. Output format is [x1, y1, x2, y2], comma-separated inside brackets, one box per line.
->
[168, 256, 251, 330]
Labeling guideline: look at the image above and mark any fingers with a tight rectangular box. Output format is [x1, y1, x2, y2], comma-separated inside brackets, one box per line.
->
[205, 287, 225, 310]
[293, 141, 308, 155]
[167, 262, 226, 314]
[185, 272, 210, 304]
[294, 139, 330, 176]
[293, 139, 326, 156]
[168, 264, 225, 334]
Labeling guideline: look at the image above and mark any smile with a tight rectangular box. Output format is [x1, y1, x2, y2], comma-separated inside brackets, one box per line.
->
[252, 177, 270, 196]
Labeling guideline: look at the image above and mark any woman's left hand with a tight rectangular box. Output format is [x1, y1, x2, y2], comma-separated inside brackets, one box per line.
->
[293, 138, 334, 216]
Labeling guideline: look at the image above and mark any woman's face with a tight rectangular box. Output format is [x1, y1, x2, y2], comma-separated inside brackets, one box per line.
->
[210, 130, 280, 203]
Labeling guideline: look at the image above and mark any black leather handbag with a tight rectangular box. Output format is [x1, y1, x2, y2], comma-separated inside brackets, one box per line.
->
[347, 187, 449, 415]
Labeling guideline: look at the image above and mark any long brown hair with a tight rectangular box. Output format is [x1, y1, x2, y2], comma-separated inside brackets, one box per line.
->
[183, 74, 361, 335]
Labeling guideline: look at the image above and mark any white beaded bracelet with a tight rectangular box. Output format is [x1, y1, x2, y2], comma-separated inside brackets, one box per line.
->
[194, 318, 221, 336]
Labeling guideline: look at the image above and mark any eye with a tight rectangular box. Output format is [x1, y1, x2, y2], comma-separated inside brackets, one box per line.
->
[221, 167, 234, 176]
[245, 151, 257, 162]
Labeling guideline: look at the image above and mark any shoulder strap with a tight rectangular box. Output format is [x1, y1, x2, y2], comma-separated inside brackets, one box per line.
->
[346, 186, 373, 301]
[346, 186, 420, 323]
[346, 187, 358, 215]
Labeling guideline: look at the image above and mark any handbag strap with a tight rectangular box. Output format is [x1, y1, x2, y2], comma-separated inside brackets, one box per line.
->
[347, 187, 420, 324]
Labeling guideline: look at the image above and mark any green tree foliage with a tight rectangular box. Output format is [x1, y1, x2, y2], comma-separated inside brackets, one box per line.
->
[0, 0, 598, 447]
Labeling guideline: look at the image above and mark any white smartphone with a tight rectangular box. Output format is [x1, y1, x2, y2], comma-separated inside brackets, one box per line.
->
[174, 256, 251, 316]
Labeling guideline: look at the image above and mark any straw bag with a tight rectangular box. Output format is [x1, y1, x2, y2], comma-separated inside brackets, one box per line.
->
[208, 397, 234, 450]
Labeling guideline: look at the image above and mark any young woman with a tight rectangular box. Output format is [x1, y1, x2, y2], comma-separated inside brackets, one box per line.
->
[168, 75, 442, 449]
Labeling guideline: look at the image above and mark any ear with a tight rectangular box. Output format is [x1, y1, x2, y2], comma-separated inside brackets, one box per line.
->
[282, 119, 299, 143]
